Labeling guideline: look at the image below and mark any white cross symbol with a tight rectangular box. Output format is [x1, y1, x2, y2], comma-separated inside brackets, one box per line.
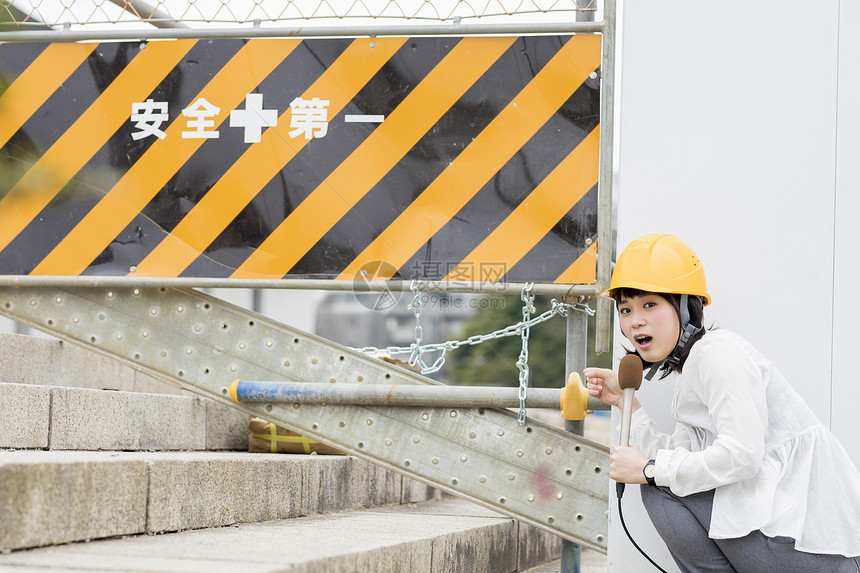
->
[229, 93, 278, 144]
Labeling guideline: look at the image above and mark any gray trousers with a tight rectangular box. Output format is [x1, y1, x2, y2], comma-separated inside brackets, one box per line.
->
[639, 485, 860, 573]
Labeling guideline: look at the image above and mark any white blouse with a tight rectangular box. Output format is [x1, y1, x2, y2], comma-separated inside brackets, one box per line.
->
[630, 329, 860, 556]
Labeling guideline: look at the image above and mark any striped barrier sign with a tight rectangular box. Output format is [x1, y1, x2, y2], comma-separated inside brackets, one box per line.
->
[0, 35, 600, 286]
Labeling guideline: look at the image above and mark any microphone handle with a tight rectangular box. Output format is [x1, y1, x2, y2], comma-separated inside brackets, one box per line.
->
[616, 387, 636, 499]
[619, 387, 635, 447]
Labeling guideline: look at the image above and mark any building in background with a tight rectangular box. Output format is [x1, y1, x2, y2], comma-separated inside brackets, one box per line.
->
[315, 290, 483, 382]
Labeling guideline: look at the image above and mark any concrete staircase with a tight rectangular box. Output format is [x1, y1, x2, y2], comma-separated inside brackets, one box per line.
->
[0, 332, 600, 572]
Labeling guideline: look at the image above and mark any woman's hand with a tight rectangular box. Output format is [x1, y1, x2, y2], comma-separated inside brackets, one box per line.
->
[610, 445, 649, 484]
[583, 367, 623, 408]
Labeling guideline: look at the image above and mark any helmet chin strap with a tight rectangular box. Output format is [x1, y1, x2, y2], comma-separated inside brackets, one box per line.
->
[644, 294, 702, 380]
[643, 360, 663, 381]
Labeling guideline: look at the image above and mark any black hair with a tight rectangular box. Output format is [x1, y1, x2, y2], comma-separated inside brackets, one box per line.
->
[611, 287, 708, 379]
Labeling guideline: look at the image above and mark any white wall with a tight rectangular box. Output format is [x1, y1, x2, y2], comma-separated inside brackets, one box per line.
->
[832, 0, 860, 481]
[610, 1, 852, 570]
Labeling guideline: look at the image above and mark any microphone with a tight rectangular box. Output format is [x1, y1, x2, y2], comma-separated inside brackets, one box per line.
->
[618, 354, 644, 447]
[616, 354, 643, 498]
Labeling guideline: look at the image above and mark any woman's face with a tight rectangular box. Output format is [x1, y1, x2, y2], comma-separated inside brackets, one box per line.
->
[616, 293, 681, 363]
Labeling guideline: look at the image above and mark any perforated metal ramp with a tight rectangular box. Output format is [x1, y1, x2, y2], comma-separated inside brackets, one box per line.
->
[0, 285, 608, 551]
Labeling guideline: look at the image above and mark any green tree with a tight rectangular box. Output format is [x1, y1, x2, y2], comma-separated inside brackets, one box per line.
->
[445, 295, 612, 388]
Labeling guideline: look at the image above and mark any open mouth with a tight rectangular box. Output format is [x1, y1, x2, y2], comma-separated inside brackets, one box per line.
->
[634, 335, 652, 346]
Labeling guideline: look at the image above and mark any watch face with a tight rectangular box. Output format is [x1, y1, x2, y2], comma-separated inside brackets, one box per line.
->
[644, 463, 656, 478]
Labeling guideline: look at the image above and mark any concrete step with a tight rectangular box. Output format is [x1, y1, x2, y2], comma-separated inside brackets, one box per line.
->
[0, 332, 249, 450]
[0, 382, 216, 451]
[0, 499, 571, 573]
[0, 450, 443, 552]
[0, 381, 247, 451]
[0, 333, 168, 393]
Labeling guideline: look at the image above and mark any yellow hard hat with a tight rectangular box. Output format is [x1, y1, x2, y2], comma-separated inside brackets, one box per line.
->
[604, 234, 711, 305]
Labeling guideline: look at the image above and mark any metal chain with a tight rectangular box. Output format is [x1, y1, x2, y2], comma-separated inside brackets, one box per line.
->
[407, 280, 433, 373]
[516, 282, 535, 425]
[353, 294, 595, 383]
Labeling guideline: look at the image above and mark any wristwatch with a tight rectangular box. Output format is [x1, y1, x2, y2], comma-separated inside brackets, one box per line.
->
[643, 459, 656, 486]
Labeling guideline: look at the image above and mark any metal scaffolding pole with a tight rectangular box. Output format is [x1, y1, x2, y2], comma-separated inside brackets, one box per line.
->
[595, 0, 617, 354]
[562, 299, 590, 573]
[0, 276, 597, 298]
[0, 20, 603, 43]
[229, 380, 564, 408]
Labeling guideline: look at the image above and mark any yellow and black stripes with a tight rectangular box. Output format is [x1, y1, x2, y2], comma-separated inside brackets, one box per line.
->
[0, 43, 97, 149]
[32, 39, 300, 276]
[0, 35, 600, 285]
[134, 37, 410, 279]
[338, 35, 600, 284]
[1, 40, 196, 257]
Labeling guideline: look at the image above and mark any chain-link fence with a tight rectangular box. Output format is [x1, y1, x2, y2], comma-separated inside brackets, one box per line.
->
[2, 0, 598, 32]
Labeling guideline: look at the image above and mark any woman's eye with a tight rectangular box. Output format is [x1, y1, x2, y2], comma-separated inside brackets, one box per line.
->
[619, 307, 630, 315]
[644, 302, 656, 309]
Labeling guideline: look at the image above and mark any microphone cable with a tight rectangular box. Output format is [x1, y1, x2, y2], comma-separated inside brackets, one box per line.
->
[616, 482, 670, 573]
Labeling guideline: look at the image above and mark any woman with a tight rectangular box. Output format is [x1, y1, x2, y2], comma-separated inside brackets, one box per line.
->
[584, 233, 860, 573]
